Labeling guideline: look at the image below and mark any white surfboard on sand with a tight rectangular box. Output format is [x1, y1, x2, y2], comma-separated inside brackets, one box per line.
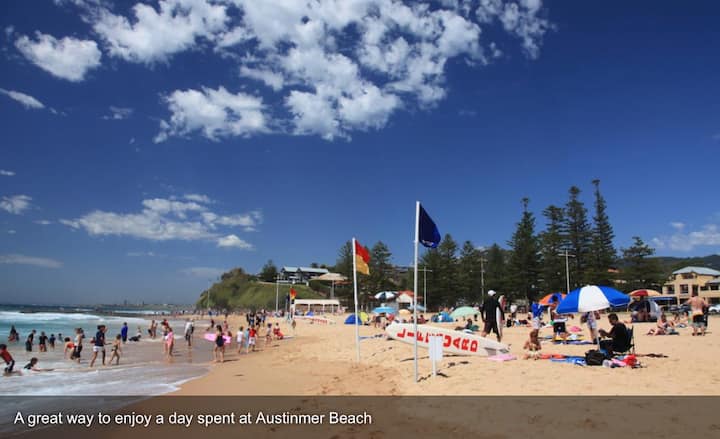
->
[385, 323, 509, 356]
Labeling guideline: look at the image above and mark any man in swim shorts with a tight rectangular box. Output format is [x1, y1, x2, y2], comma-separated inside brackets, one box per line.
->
[90, 325, 106, 367]
[686, 292, 708, 336]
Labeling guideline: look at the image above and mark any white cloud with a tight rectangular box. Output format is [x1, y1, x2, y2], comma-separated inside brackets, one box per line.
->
[0, 170, 16, 176]
[239, 66, 285, 91]
[181, 266, 225, 278]
[34, 220, 52, 225]
[0, 195, 32, 214]
[155, 86, 267, 142]
[183, 193, 213, 204]
[15, 32, 101, 81]
[127, 251, 156, 257]
[103, 106, 133, 120]
[0, 254, 62, 268]
[73, 0, 551, 141]
[670, 222, 685, 231]
[653, 223, 720, 252]
[0, 88, 45, 109]
[93, 0, 229, 64]
[217, 234, 253, 249]
[61, 196, 258, 249]
[7, 230, 16, 235]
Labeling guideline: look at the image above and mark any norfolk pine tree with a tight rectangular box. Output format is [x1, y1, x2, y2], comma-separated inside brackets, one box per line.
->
[562, 186, 593, 287]
[589, 179, 617, 285]
[539, 205, 566, 294]
[507, 198, 540, 301]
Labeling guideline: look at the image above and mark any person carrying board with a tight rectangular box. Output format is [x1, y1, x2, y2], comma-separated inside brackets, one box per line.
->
[480, 290, 503, 342]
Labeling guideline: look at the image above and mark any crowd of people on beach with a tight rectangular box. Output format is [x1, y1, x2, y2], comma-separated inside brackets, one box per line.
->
[1, 306, 299, 379]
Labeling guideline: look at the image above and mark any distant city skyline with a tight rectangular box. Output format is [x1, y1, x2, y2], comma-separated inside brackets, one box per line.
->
[2, 1, 719, 304]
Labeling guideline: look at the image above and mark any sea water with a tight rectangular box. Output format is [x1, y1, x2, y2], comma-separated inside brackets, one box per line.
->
[0, 308, 212, 434]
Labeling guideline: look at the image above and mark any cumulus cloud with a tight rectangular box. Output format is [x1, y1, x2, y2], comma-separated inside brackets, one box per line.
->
[103, 106, 133, 120]
[652, 223, 720, 252]
[92, 0, 229, 64]
[183, 193, 213, 204]
[0, 88, 45, 109]
[0, 254, 62, 268]
[217, 234, 253, 249]
[155, 86, 268, 142]
[15, 32, 101, 81]
[60, 0, 551, 141]
[181, 266, 225, 278]
[60, 196, 259, 249]
[1, 195, 32, 214]
[0, 170, 16, 176]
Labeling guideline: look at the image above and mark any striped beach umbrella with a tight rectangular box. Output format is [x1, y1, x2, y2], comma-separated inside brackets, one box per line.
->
[556, 285, 630, 314]
[629, 289, 661, 297]
[538, 292, 566, 306]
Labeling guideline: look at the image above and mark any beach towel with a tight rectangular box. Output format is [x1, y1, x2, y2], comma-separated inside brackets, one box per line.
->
[487, 353, 516, 362]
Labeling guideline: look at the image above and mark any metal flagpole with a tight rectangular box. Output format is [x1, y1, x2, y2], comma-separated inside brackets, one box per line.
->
[413, 201, 420, 383]
[352, 238, 361, 362]
[275, 277, 279, 314]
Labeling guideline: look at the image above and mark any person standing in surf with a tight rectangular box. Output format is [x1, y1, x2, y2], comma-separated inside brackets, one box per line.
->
[184, 318, 194, 348]
[213, 325, 225, 363]
[89, 325, 106, 367]
[120, 322, 129, 344]
[72, 328, 84, 363]
[480, 290, 502, 342]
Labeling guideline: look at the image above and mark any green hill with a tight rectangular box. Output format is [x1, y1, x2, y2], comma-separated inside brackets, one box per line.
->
[196, 267, 322, 310]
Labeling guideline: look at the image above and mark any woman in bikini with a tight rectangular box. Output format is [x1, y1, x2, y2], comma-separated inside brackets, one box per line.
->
[165, 326, 175, 359]
[108, 334, 122, 365]
[213, 325, 225, 363]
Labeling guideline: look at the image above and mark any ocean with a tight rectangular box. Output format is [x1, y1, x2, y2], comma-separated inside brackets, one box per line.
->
[0, 306, 213, 433]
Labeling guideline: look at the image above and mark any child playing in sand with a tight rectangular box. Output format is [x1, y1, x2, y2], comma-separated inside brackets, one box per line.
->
[1, 344, 15, 374]
[108, 334, 122, 365]
[523, 329, 541, 360]
[273, 323, 284, 340]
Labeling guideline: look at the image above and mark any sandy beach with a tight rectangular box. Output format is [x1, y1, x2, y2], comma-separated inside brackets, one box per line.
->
[175, 313, 720, 396]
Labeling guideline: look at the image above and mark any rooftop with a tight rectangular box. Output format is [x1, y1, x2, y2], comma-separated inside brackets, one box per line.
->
[281, 266, 329, 274]
[672, 266, 720, 276]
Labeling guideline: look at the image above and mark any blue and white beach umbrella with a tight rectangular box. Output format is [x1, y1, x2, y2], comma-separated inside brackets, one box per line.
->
[556, 285, 630, 314]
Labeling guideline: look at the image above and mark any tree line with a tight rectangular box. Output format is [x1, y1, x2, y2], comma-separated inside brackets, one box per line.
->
[255, 180, 666, 308]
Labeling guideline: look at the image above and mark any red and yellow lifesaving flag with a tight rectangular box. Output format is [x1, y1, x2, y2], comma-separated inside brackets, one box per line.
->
[354, 240, 370, 275]
[289, 287, 297, 300]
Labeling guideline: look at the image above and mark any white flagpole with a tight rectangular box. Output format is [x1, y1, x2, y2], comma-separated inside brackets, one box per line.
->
[413, 201, 420, 383]
[352, 238, 361, 362]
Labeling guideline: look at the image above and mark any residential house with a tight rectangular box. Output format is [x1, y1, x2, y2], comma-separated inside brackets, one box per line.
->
[662, 266, 720, 304]
[279, 266, 329, 284]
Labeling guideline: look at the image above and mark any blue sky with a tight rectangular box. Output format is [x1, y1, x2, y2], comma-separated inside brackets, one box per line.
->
[1, 0, 719, 305]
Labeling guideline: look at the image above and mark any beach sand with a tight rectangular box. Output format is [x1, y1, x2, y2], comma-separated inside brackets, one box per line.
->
[175, 313, 720, 396]
[14, 313, 720, 438]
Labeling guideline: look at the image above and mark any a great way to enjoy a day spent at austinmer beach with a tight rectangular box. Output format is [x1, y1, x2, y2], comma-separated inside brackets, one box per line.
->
[2, 1, 720, 438]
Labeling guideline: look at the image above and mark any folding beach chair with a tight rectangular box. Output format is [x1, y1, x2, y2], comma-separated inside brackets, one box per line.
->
[613, 325, 635, 355]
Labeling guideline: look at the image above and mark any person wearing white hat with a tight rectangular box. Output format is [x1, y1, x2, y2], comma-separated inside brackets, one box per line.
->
[480, 290, 502, 342]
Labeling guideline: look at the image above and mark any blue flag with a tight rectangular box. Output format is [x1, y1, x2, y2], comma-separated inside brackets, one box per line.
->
[419, 204, 441, 248]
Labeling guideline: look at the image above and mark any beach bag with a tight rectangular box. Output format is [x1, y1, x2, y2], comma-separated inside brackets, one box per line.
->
[585, 349, 609, 366]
